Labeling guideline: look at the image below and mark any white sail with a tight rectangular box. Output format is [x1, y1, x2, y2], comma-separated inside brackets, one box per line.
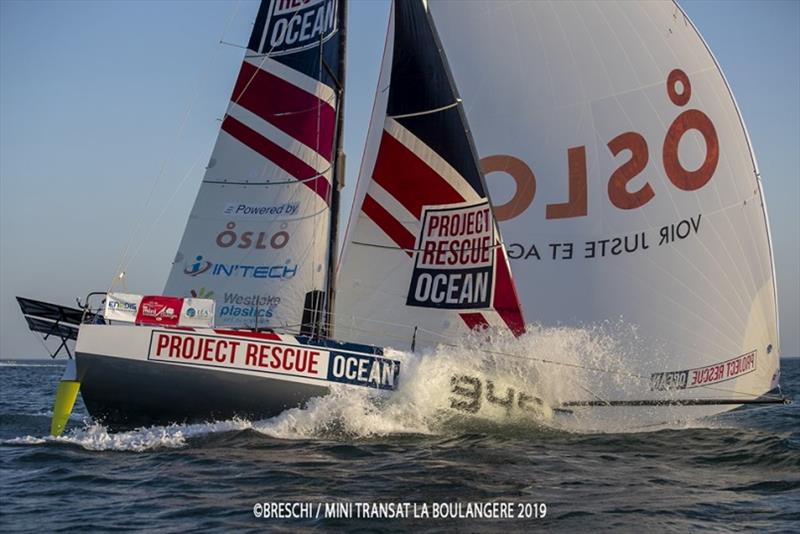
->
[164, 0, 345, 332]
[335, 1, 525, 351]
[422, 0, 779, 403]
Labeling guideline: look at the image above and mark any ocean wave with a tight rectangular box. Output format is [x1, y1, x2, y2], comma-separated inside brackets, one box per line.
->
[2, 419, 255, 452]
[0, 361, 63, 368]
[2, 323, 789, 449]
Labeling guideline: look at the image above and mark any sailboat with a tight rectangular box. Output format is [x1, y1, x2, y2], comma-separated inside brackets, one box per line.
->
[18, 0, 787, 435]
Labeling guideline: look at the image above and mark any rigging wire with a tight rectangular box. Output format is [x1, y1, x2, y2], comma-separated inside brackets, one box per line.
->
[109, 0, 243, 291]
[121, 158, 202, 268]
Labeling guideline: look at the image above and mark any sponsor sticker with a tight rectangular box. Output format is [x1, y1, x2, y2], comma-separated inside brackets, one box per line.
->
[180, 297, 216, 328]
[217, 292, 282, 325]
[650, 350, 757, 391]
[147, 331, 400, 390]
[105, 293, 214, 328]
[104, 292, 141, 322]
[135, 296, 183, 326]
[407, 201, 495, 309]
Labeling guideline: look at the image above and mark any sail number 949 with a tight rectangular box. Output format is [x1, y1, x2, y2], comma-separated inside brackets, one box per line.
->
[450, 375, 546, 416]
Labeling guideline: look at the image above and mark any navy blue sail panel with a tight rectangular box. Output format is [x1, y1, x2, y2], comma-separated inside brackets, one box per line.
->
[387, 0, 485, 197]
[246, 0, 344, 89]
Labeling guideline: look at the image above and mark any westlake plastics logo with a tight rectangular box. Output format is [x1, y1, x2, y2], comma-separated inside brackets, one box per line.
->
[218, 292, 282, 323]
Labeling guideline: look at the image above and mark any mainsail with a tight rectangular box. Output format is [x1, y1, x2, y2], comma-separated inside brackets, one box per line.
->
[425, 0, 780, 406]
[164, 0, 345, 333]
[336, 0, 525, 350]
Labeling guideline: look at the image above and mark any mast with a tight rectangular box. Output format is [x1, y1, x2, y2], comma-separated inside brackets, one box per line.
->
[323, 0, 347, 339]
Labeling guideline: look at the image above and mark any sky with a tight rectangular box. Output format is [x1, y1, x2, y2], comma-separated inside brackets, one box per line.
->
[1, 0, 798, 358]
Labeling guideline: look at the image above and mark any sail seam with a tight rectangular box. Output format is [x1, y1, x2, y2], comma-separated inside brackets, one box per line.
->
[388, 100, 460, 119]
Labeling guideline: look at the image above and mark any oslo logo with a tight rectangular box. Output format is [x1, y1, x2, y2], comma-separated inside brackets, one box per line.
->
[216, 222, 290, 250]
[482, 69, 720, 221]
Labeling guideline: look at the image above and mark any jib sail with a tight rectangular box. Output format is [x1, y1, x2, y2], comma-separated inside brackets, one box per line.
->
[335, 0, 525, 350]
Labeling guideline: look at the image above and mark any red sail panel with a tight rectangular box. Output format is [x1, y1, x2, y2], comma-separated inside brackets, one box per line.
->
[372, 131, 464, 218]
[492, 248, 526, 336]
[361, 194, 416, 256]
[459, 312, 491, 331]
[221, 116, 331, 204]
[232, 61, 336, 158]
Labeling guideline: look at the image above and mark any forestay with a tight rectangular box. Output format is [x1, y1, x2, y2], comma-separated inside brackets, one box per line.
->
[164, 0, 345, 333]
[336, 0, 525, 350]
[427, 0, 779, 404]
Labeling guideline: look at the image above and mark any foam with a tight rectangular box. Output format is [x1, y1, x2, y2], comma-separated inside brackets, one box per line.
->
[2, 322, 741, 449]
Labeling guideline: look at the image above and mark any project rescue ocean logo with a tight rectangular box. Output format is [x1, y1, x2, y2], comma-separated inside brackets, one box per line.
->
[407, 201, 495, 309]
[147, 330, 400, 391]
[252, 0, 338, 55]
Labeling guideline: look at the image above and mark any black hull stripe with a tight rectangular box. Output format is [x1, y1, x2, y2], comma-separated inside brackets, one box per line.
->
[77, 352, 328, 430]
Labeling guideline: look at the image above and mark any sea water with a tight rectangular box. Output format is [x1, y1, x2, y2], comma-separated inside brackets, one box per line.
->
[1, 331, 798, 532]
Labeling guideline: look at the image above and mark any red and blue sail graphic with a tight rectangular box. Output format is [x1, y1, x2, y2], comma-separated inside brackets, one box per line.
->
[336, 0, 525, 348]
[222, 0, 342, 203]
[164, 0, 345, 333]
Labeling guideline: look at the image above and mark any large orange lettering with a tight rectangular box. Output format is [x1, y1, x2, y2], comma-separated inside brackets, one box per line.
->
[546, 146, 587, 219]
[607, 132, 653, 209]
